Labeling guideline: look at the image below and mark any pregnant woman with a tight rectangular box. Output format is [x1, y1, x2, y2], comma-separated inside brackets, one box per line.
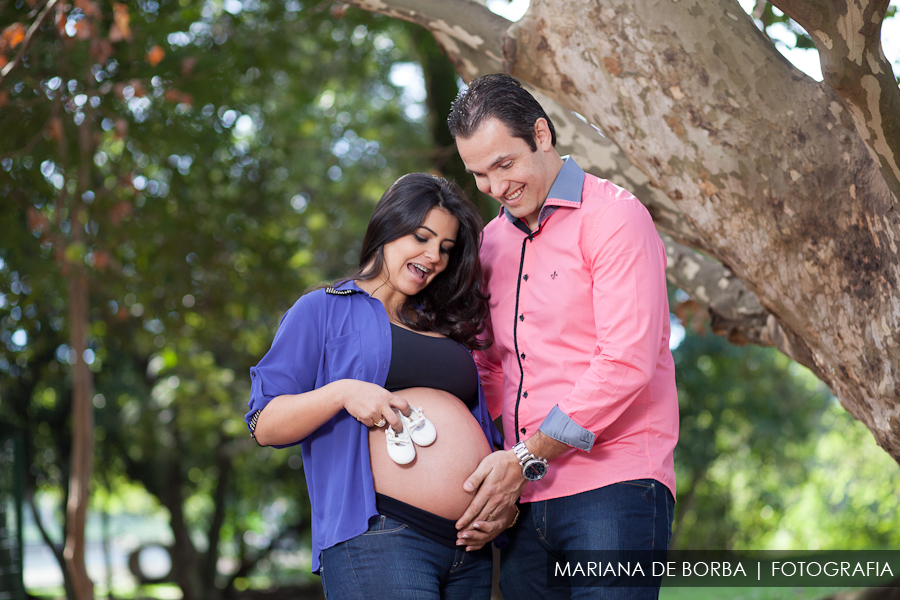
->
[244, 173, 517, 599]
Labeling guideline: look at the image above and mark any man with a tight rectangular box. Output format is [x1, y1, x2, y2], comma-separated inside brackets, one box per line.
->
[449, 74, 679, 598]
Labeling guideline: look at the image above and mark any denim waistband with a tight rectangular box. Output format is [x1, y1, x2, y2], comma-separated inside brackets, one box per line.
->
[375, 493, 459, 549]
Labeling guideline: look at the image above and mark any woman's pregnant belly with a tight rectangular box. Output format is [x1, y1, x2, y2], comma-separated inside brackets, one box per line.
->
[368, 387, 492, 520]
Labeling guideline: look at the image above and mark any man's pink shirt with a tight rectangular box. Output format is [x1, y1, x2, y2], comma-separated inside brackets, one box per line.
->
[475, 160, 679, 503]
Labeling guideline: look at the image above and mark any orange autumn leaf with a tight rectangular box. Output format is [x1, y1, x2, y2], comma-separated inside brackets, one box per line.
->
[75, 0, 102, 18]
[129, 79, 147, 97]
[2, 23, 26, 50]
[163, 88, 193, 105]
[181, 56, 197, 77]
[74, 19, 93, 41]
[111, 3, 131, 41]
[109, 201, 132, 225]
[91, 249, 112, 270]
[27, 206, 51, 236]
[48, 117, 64, 142]
[146, 45, 165, 67]
[114, 118, 128, 139]
[90, 37, 113, 64]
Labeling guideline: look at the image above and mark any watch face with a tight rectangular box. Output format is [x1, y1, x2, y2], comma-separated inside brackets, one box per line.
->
[524, 460, 547, 481]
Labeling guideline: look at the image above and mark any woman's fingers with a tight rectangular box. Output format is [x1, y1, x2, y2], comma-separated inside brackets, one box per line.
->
[387, 395, 412, 417]
[381, 406, 403, 431]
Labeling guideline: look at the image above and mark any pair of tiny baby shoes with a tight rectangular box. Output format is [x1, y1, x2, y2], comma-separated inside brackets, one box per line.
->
[385, 406, 436, 465]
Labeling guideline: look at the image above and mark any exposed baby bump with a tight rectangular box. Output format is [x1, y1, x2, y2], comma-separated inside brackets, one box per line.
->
[368, 388, 492, 520]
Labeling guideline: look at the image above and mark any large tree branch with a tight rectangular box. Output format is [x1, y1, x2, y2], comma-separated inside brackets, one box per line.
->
[770, 0, 900, 203]
[662, 235, 824, 382]
[346, 0, 900, 462]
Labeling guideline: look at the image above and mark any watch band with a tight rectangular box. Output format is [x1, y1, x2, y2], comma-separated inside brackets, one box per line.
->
[512, 441, 548, 481]
[513, 440, 533, 463]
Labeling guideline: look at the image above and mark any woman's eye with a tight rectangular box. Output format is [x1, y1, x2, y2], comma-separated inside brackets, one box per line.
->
[414, 234, 426, 243]
[501, 161, 512, 169]
[440, 246, 452, 255]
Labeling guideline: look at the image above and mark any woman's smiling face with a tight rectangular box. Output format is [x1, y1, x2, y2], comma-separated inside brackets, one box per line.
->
[378, 206, 460, 303]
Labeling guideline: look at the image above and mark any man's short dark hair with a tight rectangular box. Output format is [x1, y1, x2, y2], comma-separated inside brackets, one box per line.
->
[448, 73, 556, 151]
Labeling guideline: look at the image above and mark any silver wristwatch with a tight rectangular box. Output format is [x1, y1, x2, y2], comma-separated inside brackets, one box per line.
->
[512, 441, 548, 481]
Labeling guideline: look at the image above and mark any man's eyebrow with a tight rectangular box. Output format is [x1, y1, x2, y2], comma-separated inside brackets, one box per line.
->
[465, 154, 514, 175]
[418, 225, 456, 244]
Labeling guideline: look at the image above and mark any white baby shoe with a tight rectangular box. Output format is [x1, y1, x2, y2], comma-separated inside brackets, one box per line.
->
[400, 406, 436, 447]
[385, 423, 416, 465]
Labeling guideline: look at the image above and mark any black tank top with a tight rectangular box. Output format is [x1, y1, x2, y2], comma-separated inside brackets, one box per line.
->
[379, 326, 482, 548]
[384, 324, 478, 409]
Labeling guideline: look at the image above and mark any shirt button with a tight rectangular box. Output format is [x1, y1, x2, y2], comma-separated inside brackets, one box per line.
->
[520, 353, 526, 360]
[520, 427, 527, 434]
[523, 391, 528, 398]
[519, 314, 524, 321]
[523, 274, 529, 281]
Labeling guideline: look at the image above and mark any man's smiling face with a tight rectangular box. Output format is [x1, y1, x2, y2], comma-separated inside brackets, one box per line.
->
[455, 117, 559, 231]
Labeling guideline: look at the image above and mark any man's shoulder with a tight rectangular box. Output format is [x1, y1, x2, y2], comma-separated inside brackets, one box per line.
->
[581, 173, 641, 207]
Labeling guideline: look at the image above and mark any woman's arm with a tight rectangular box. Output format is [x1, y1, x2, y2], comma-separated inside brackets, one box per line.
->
[253, 379, 411, 446]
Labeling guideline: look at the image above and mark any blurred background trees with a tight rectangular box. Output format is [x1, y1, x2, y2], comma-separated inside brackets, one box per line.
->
[1, 0, 899, 598]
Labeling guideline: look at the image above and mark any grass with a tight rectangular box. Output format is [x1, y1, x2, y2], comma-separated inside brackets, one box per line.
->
[660, 586, 851, 600]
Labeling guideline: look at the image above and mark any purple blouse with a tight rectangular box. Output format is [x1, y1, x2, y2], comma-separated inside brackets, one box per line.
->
[245, 280, 502, 574]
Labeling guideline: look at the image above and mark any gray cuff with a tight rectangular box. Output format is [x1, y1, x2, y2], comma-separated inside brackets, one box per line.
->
[538, 405, 595, 451]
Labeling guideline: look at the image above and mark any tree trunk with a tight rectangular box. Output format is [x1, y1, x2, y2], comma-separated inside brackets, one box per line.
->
[342, 0, 900, 464]
[63, 225, 95, 600]
[63, 107, 97, 600]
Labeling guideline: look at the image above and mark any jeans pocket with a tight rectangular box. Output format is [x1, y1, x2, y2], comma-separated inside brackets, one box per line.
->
[362, 514, 409, 536]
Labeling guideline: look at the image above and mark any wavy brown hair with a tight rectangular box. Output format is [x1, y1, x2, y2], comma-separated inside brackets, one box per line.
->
[342, 173, 490, 350]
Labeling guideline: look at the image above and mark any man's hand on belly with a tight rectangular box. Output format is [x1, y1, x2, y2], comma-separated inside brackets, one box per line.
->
[455, 450, 526, 533]
[456, 504, 518, 551]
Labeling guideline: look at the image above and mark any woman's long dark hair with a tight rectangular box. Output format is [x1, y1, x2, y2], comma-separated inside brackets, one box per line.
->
[344, 173, 490, 351]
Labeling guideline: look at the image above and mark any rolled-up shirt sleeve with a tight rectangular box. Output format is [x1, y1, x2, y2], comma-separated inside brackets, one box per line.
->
[538, 199, 669, 449]
[245, 294, 324, 446]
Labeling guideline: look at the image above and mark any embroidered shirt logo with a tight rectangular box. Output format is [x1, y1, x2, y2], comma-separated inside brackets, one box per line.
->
[551, 271, 558, 280]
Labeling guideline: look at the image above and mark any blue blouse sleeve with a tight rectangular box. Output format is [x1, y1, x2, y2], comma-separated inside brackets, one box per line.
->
[245, 292, 325, 445]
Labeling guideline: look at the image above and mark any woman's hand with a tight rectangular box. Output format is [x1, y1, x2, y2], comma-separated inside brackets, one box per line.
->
[337, 379, 410, 431]
[456, 504, 518, 551]
[252, 379, 410, 446]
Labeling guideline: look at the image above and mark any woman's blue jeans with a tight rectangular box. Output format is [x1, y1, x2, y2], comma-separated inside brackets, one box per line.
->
[500, 479, 675, 600]
[319, 514, 493, 600]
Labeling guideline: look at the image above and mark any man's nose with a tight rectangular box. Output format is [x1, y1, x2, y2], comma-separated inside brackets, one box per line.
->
[488, 174, 507, 199]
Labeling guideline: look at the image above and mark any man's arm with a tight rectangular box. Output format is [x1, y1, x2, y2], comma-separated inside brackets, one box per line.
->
[542, 198, 670, 442]
[473, 310, 504, 421]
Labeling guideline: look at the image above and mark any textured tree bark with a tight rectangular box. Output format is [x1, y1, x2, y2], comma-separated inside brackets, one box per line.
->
[63, 261, 94, 600]
[341, 0, 900, 463]
[770, 0, 900, 198]
[63, 108, 97, 600]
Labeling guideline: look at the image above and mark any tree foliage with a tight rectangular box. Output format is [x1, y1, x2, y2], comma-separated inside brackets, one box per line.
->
[670, 304, 900, 552]
[1, 0, 434, 596]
